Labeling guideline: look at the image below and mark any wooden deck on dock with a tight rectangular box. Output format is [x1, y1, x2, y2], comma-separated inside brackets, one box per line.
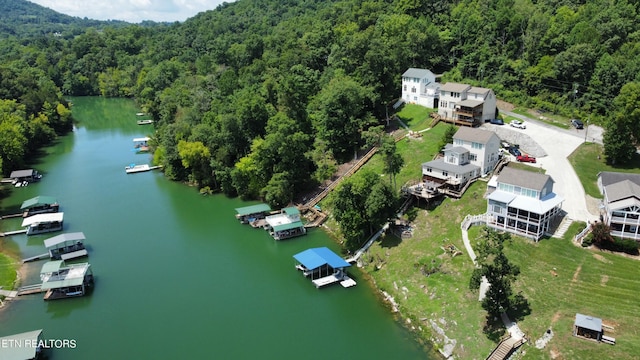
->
[17, 284, 44, 296]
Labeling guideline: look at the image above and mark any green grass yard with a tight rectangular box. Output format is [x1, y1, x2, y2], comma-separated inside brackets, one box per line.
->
[395, 104, 435, 132]
[568, 142, 640, 198]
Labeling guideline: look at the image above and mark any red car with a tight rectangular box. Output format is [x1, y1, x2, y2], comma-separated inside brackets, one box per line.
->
[517, 154, 537, 163]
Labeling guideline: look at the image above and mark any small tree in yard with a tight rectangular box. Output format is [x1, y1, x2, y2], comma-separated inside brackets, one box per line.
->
[590, 222, 614, 247]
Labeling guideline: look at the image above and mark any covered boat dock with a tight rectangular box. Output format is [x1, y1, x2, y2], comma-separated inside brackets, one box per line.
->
[235, 203, 271, 224]
[0, 329, 44, 360]
[21, 213, 64, 236]
[20, 196, 59, 217]
[293, 247, 355, 288]
[265, 207, 307, 240]
[43, 232, 87, 261]
[40, 260, 93, 300]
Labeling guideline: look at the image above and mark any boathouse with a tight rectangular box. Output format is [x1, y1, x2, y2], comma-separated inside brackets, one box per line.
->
[0, 329, 44, 360]
[20, 196, 59, 217]
[43, 232, 87, 261]
[293, 247, 355, 288]
[235, 203, 272, 224]
[21, 213, 64, 236]
[9, 169, 42, 184]
[265, 207, 306, 240]
[40, 260, 93, 300]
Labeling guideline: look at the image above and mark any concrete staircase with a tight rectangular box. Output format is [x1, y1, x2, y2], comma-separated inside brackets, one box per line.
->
[551, 216, 573, 238]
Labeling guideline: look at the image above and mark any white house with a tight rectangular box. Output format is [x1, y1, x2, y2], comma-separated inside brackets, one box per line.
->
[422, 127, 501, 190]
[486, 167, 564, 241]
[437, 83, 497, 126]
[401, 68, 440, 108]
[597, 172, 640, 241]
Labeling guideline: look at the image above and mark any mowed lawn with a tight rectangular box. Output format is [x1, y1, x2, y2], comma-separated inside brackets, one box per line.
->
[505, 226, 640, 359]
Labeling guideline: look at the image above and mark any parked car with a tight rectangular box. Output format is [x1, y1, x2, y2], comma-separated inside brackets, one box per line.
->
[501, 141, 511, 149]
[571, 119, 584, 129]
[510, 120, 526, 129]
[490, 118, 504, 125]
[508, 146, 521, 157]
[517, 154, 537, 163]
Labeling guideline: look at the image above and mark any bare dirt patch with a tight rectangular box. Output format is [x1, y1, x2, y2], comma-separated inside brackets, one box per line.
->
[600, 275, 609, 286]
[550, 348, 562, 359]
[593, 253, 612, 264]
[496, 100, 515, 112]
[572, 265, 582, 282]
[551, 311, 561, 325]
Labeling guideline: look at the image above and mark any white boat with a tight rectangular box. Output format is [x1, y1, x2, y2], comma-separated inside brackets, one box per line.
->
[136, 112, 145, 116]
[133, 137, 150, 152]
[137, 119, 154, 125]
[125, 164, 151, 174]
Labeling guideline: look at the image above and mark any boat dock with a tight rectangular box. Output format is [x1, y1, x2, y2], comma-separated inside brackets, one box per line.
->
[0, 213, 24, 219]
[0, 229, 27, 237]
[312, 274, 357, 289]
[22, 253, 49, 263]
[16, 284, 45, 296]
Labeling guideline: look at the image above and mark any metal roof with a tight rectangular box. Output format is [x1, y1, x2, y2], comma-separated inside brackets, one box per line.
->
[293, 247, 351, 271]
[575, 313, 602, 332]
[468, 86, 492, 96]
[21, 212, 64, 227]
[509, 192, 564, 215]
[235, 203, 271, 216]
[273, 221, 304, 232]
[497, 167, 552, 192]
[487, 190, 516, 204]
[9, 169, 36, 178]
[402, 68, 435, 79]
[20, 195, 57, 210]
[0, 329, 43, 360]
[445, 146, 469, 155]
[604, 180, 640, 203]
[283, 207, 300, 216]
[40, 260, 65, 274]
[133, 137, 150, 142]
[422, 158, 479, 175]
[40, 262, 91, 290]
[453, 127, 500, 145]
[44, 232, 85, 248]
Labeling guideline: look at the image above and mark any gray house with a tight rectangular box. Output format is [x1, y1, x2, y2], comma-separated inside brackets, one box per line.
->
[597, 171, 640, 240]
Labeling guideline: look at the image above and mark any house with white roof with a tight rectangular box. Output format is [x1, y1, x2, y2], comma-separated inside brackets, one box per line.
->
[486, 167, 564, 240]
[421, 127, 501, 192]
[597, 172, 640, 240]
[438, 83, 496, 126]
[400, 68, 440, 108]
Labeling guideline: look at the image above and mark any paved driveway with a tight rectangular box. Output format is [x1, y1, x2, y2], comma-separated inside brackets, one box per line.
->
[485, 112, 600, 222]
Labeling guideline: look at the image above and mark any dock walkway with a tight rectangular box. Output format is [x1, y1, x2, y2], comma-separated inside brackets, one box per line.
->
[0, 229, 27, 237]
[17, 284, 44, 296]
[22, 253, 49, 263]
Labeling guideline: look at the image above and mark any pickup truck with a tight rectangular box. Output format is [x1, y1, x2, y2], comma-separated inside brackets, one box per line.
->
[516, 154, 537, 163]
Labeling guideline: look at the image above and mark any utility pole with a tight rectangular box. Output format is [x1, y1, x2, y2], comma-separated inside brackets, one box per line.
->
[584, 116, 590, 143]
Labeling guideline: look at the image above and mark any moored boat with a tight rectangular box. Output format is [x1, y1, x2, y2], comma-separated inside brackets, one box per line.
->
[125, 164, 151, 174]
[21, 212, 64, 235]
[137, 119, 154, 125]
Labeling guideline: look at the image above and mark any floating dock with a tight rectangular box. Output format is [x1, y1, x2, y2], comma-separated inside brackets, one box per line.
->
[17, 284, 45, 296]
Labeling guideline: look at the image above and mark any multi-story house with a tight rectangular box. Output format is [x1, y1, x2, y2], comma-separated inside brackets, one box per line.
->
[422, 127, 501, 191]
[598, 172, 640, 240]
[486, 167, 564, 241]
[400, 68, 440, 108]
[437, 83, 497, 126]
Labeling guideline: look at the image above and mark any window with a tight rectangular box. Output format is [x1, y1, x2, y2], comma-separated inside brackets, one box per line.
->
[440, 100, 448, 108]
[411, 87, 416, 93]
[413, 96, 417, 101]
[442, 171, 448, 176]
[425, 167, 432, 173]
[472, 142, 483, 149]
[469, 153, 477, 161]
[454, 139, 463, 145]
[403, 85, 407, 91]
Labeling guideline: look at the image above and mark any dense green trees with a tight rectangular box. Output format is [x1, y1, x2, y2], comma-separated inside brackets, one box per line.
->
[604, 82, 640, 165]
[2, 0, 640, 203]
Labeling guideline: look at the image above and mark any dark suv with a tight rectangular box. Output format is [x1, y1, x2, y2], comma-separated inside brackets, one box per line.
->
[571, 119, 584, 129]
[508, 146, 521, 157]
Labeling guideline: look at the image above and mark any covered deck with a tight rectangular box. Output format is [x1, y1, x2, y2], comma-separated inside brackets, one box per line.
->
[43, 232, 87, 261]
[293, 247, 355, 288]
[9, 169, 42, 183]
[235, 203, 271, 224]
[40, 260, 93, 300]
[265, 207, 306, 240]
[20, 196, 59, 217]
[0, 329, 44, 360]
[21, 213, 64, 236]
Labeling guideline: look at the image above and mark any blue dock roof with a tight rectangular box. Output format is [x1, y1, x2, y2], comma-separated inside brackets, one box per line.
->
[293, 247, 351, 271]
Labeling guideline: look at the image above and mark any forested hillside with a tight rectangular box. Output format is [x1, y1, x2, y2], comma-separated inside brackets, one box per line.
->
[1, 0, 639, 205]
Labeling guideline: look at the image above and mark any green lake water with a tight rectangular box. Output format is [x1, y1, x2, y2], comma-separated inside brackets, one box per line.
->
[0, 97, 431, 359]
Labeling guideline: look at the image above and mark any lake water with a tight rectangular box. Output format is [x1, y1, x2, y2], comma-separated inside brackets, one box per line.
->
[0, 97, 431, 359]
